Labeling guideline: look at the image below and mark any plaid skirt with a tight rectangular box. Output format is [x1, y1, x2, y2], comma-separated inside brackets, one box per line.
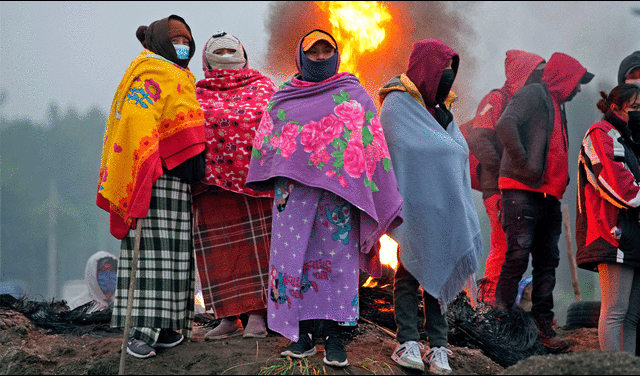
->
[193, 186, 272, 318]
[111, 174, 195, 344]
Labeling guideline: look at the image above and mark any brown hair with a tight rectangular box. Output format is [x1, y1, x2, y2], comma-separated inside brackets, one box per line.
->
[597, 83, 640, 114]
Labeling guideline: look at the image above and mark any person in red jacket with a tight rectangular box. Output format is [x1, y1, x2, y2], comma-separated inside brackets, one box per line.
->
[494, 52, 593, 351]
[468, 50, 545, 305]
[576, 83, 640, 354]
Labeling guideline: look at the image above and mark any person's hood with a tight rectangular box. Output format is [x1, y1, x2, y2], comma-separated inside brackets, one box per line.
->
[618, 50, 640, 85]
[503, 50, 545, 97]
[201, 31, 248, 71]
[294, 29, 341, 78]
[404, 38, 459, 108]
[542, 52, 587, 103]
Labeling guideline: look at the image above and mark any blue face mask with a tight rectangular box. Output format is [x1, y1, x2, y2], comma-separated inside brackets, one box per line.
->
[174, 44, 190, 60]
[97, 270, 117, 296]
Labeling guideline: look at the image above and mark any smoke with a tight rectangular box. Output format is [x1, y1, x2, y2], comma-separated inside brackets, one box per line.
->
[263, 1, 479, 119]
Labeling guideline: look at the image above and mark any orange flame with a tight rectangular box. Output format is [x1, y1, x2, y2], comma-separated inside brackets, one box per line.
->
[314, 1, 398, 274]
[362, 235, 398, 287]
[379, 234, 398, 270]
[315, 1, 392, 81]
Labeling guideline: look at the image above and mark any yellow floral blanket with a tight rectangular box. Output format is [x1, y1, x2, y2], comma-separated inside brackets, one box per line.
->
[97, 50, 205, 239]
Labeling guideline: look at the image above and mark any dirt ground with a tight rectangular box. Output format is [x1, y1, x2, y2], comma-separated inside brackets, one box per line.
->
[3, 304, 640, 376]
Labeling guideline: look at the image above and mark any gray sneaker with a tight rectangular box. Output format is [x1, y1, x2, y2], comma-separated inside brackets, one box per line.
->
[127, 338, 156, 359]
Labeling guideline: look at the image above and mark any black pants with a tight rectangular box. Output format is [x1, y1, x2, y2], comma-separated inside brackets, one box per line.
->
[495, 189, 562, 323]
[393, 261, 448, 347]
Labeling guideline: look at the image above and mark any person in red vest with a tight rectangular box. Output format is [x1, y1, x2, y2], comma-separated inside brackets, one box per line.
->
[468, 50, 545, 305]
[494, 52, 593, 351]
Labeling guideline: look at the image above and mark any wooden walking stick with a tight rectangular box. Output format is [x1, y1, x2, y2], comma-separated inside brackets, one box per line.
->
[119, 218, 143, 375]
[562, 204, 582, 301]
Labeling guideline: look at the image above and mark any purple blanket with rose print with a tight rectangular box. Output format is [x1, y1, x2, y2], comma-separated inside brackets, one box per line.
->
[246, 72, 403, 278]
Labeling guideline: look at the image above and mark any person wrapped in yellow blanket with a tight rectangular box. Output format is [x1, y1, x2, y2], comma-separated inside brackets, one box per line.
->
[96, 14, 205, 359]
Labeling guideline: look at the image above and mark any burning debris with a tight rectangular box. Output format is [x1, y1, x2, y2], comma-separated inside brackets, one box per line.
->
[0, 294, 218, 337]
[357, 286, 559, 368]
[0, 294, 117, 336]
[263, 1, 478, 119]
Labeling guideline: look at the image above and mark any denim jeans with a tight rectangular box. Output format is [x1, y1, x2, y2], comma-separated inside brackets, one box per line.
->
[495, 189, 562, 322]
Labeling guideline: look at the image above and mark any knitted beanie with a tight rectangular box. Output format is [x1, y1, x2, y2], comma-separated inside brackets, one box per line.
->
[168, 18, 192, 42]
[202, 31, 247, 70]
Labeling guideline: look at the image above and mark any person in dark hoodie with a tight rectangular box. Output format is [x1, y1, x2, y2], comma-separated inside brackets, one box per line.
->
[378, 39, 483, 374]
[468, 50, 546, 305]
[97, 15, 206, 359]
[576, 83, 640, 354]
[494, 52, 593, 351]
[618, 51, 640, 85]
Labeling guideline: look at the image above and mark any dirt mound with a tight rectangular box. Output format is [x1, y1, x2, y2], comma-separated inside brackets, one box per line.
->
[0, 292, 613, 375]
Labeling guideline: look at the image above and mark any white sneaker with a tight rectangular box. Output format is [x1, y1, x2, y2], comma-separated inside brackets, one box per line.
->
[391, 341, 425, 371]
[426, 346, 452, 374]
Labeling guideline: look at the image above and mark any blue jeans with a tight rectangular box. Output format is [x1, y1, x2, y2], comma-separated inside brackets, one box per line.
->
[495, 189, 562, 322]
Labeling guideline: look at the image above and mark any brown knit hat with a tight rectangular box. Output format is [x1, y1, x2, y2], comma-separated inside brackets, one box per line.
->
[168, 18, 191, 42]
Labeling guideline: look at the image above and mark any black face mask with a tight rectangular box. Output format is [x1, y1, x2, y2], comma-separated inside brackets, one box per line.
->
[629, 111, 640, 127]
[629, 111, 640, 141]
[435, 68, 455, 104]
[300, 50, 339, 83]
[565, 85, 580, 103]
[525, 69, 544, 85]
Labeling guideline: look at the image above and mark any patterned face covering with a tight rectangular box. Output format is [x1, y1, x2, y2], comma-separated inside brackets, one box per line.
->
[96, 258, 117, 297]
[175, 44, 190, 60]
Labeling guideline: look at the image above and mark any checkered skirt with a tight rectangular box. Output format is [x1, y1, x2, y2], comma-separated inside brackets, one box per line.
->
[193, 186, 272, 318]
[111, 174, 195, 339]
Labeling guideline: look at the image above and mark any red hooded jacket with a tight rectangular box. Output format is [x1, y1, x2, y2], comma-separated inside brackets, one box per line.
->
[468, 50, 545, 198]
[496, 52, 587, 199]
[576, 111, 640, 271]
[404, 39, 459, 119]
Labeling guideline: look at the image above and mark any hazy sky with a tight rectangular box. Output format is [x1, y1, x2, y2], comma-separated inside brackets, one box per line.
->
[1, 1, 639, 124]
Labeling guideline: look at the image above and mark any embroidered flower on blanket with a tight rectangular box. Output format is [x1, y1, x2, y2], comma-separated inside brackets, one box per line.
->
[252, 89, 392, 192]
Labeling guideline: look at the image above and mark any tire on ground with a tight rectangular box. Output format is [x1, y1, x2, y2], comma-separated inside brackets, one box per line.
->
[565, 300, 601, 329]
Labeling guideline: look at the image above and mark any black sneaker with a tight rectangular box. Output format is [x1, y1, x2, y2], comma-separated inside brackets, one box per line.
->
[323, 335, 349, 367]
[155, 329, 184, 348]
[127, 338, 156, 359]
[280, 333, 317, 358]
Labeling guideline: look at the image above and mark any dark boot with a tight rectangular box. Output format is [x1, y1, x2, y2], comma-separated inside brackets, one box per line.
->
[535, 316, 569, 351]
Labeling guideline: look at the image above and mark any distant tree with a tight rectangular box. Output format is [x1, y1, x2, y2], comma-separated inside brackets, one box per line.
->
[1, 103, 119, 299]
